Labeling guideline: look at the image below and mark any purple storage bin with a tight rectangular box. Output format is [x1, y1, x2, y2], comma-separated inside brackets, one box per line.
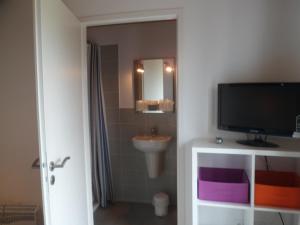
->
[198, 167, 250, 204]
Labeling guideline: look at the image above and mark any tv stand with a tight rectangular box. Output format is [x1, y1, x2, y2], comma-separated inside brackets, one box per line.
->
[237, 138, 279, 148]
[190, 139, 300, 225]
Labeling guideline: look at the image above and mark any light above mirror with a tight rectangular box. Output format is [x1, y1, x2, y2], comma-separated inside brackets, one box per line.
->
[136, 63, 144, 73]
[164, 64, 174, 73]
[134, 58, 176, 113]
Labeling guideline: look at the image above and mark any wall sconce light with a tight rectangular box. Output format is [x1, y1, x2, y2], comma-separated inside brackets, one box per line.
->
[136, 63, 144, 73]
[164, 63, 174, 73]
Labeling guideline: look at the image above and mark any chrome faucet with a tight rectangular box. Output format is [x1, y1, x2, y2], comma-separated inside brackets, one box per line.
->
[150, 127, 158, 136]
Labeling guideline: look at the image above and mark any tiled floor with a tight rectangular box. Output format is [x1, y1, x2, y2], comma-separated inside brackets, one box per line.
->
[94, 202, 177, 225]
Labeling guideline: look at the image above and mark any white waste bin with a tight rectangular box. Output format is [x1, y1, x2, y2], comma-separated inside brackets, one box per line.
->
[153, 192, 170, 216]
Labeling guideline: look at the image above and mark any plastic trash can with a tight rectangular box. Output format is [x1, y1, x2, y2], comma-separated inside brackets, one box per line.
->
[153, 192, 170, 216]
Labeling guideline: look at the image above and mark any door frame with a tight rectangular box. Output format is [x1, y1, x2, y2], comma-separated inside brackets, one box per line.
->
[33, 0, 51, 224]
[80, 8, 185, 225]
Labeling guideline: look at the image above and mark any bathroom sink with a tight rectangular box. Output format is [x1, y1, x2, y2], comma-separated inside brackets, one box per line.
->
[132, 135, 172, 152]
[132, 135, 172, 178]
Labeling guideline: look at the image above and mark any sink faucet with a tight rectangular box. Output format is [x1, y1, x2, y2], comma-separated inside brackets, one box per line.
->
[150, 127, 158, 136]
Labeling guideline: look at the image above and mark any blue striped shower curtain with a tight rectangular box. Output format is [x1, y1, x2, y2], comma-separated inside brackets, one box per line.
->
[87, 43, 113, 209]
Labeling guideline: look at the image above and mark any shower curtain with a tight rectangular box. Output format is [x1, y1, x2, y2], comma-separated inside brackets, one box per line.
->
[87, 42, 113, 209]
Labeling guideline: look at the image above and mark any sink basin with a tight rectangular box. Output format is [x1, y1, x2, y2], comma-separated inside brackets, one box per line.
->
[132, 135, 172, 152]
[132, 135, 172, 178]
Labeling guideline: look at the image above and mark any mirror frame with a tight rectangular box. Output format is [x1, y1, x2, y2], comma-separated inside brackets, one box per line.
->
[133, 57, 176, 113]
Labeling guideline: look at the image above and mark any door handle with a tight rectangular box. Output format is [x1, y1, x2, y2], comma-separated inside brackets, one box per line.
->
[49, 156, 71, 171]
[32, 157, 40, 169]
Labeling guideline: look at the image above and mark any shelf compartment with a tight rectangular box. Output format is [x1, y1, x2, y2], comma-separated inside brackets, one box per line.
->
[255, 170, 300, 209]
[254, 210, 299, 225]
[198, 206, 252, 225]
[198, 167, 250, 204]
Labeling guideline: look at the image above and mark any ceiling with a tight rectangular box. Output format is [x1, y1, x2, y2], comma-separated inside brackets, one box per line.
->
[62, 0, 184, 18]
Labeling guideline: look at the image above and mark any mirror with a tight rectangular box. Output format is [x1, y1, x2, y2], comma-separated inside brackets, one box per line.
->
[134, 58, 176, 113]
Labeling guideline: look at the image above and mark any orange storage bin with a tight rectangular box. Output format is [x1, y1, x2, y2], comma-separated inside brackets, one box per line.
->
[255, 170, 300, 209]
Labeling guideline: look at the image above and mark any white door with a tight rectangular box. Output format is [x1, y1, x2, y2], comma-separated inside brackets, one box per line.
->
[34, 0, 93, 225]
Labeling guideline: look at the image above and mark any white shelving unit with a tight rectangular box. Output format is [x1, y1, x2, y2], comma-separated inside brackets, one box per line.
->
[189, 138, 300, 225]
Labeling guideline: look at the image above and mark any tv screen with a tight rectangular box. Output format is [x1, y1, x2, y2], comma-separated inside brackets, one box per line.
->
[218, 83, 300, 137]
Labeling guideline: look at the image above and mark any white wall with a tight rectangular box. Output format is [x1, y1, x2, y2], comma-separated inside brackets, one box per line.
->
[0, 0, 42, 205]
[87, 21, 177, 108]
[180, 0, 300, 142]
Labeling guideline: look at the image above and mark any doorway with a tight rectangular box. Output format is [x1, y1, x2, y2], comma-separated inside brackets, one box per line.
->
[85, 20, 178, 225]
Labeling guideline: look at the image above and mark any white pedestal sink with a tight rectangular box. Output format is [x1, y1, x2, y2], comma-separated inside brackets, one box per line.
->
[132, 135, 172, 178]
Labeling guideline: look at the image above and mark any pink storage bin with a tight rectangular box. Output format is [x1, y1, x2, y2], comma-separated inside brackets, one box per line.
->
[198, 167, 250, 204]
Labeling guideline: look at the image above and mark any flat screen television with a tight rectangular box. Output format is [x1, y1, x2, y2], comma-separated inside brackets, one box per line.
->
[218, 83, 300, 147]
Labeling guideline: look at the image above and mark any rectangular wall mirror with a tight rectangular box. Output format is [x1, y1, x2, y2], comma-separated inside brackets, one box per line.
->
[134, 58, 176, 113]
